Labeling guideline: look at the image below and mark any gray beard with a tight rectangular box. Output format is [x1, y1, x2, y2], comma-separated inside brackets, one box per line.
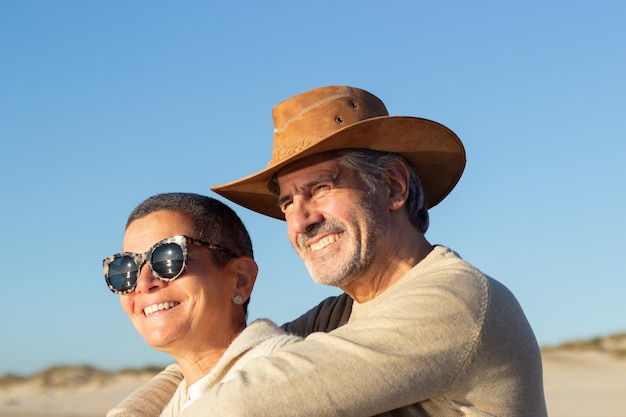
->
[303, 196, 388, 288]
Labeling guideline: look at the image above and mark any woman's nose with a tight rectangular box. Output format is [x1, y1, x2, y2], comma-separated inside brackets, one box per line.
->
[134, 264, 165, 294]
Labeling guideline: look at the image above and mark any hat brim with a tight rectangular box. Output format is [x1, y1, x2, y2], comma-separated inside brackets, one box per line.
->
[211, 116, 466, 220]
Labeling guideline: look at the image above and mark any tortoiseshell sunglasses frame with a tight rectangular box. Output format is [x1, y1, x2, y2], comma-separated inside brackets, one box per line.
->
[103, 235, 238, 295]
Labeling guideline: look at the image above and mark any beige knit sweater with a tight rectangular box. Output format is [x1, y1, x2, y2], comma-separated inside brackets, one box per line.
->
[109, 246, 547, 416]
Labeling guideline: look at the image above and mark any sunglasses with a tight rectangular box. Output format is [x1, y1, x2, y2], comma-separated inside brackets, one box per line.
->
[103, 235, 238, 295]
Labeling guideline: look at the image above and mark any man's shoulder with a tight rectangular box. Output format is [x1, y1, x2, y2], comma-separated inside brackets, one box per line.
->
[281, 294, 353, 337]
[411, 245, 490, 285]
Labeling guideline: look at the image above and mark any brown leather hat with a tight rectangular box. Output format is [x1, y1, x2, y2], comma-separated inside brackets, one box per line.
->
[211, 86, 466, 220]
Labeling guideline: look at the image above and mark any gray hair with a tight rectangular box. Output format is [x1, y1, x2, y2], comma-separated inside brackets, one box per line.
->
[335, 149, 430, 234]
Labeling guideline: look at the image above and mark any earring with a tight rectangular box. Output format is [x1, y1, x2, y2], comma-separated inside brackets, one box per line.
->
[233, 295, 243, 305]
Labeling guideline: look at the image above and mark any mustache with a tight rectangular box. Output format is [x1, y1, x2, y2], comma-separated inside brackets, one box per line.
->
[297, 220, 344, 248]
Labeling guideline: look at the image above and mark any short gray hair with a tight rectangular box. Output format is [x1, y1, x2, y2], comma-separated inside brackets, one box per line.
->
[335, 149, 430, 233]
[126, 192, 254, 316]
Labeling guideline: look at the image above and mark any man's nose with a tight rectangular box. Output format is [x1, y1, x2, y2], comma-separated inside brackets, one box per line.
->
[288, 196, 323, 235]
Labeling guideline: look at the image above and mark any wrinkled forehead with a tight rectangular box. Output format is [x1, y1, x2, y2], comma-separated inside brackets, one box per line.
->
[269, 151, 342, 194]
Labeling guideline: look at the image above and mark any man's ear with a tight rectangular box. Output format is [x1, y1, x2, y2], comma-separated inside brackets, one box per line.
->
[232, 256, 258, 301]
[385, 159, 410, 212]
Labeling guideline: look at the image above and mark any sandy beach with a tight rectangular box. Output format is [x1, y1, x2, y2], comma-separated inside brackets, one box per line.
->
[2, 337, 625, 417]
[542, 349, 626, 417]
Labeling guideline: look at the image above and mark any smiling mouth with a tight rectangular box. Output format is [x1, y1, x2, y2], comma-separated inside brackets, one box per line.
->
[309, 233, 343, 252]
[144, 301, 179, 317]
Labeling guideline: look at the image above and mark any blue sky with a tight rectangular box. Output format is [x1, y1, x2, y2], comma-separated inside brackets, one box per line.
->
[1, 1, 624, 376]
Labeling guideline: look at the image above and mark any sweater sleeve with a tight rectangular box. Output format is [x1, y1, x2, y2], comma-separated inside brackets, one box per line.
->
[106, 363, 183, 417]
[106, 296, 352, 415]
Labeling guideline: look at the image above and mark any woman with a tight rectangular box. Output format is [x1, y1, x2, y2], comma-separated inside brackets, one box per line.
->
[103, 193, 300, 416]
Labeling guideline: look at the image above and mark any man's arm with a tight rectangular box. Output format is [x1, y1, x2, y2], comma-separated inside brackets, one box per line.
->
[178, 274, 489, 417]
[107, 295, 352, 415]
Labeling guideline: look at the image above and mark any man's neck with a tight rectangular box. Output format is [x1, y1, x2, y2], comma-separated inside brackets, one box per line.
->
[342, 234, 433, 303]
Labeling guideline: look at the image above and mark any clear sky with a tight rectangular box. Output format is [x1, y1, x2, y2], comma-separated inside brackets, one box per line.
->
[1, 1, 624, 376]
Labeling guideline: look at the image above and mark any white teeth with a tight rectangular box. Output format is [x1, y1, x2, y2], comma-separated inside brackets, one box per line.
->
[309, 233, 342, 251]
[144, 301, 179, 317]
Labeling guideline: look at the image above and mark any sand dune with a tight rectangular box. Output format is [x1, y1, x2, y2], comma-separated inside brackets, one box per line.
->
[0, 366, 158, 417]
[2, 334, 625, 417]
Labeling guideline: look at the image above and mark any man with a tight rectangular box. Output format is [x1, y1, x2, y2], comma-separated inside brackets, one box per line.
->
[110, 86, 547, 416]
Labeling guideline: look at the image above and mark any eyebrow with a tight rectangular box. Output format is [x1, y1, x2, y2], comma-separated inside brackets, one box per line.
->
[277, 193, 290, 208]
[276, 170, 340, 207]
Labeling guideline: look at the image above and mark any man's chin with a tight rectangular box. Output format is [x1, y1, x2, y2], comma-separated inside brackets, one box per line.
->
[309, 269, 356, 289]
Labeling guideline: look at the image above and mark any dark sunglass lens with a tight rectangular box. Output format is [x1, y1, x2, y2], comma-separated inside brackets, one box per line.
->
[108, 257, 138, 292]
[151, 243, 185, 279]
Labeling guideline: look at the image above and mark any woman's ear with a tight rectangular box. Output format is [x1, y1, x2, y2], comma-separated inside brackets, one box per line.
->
[232, 256, 258, 301]
[385, 159, 410, 212]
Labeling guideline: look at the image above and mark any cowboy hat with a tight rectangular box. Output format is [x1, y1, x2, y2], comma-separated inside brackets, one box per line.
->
[211, 85, 466, 220]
